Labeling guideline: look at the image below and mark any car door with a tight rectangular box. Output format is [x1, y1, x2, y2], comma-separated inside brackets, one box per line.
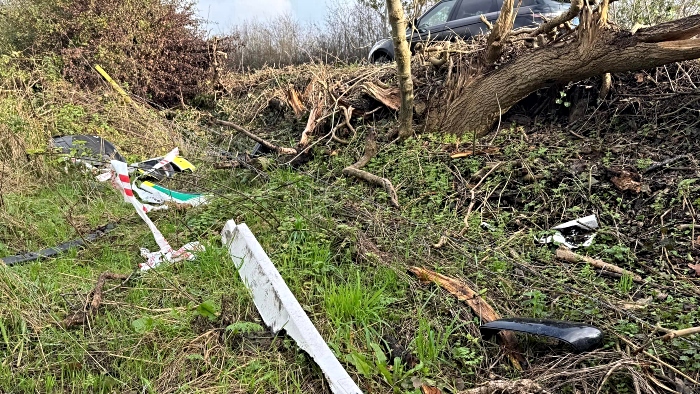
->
[408, 0, 459, 45]
[446, 0, 500, 39]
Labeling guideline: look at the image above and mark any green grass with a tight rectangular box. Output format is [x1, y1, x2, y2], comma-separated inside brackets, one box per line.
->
[2, 110, 700, 393]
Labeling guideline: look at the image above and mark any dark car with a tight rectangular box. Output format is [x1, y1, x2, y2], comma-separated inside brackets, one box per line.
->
[368, 0, 570, 62]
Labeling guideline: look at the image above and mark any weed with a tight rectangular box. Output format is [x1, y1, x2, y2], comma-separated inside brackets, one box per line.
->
[617, 273, 635, 294]
[523, 290, 547, 318]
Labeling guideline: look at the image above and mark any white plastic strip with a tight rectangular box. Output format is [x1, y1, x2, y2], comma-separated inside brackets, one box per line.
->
[103, 158, 204, 271]
[222, 220, 362, 394]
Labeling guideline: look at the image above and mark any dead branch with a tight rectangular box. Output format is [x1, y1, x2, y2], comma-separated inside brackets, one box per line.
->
[485, 0, 520, 64]
[298, 98, 324, 148]
[342, 130, 400, 208]
[460, 379, 550, 394]
[555, 247, 643, 283]
[409, 266, 525, 370]
[362, 81, 401, 111]
[61, 272, 129, 328]
[331, 106, 357, 144]
[211, 118, 297, 155]
[633, 326, 700, 355]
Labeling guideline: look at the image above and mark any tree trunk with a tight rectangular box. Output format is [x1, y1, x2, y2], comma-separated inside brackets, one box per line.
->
[433, 12, 700, 137]
[386, 0, 414, 139]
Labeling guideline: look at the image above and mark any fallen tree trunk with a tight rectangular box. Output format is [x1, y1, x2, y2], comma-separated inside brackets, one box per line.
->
[434, 8, 700, 136]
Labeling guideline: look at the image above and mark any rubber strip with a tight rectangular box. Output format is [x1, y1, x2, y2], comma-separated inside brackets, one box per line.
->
[1, 223, 117, 266]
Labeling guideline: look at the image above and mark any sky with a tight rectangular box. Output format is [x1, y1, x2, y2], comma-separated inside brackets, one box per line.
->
[196, 0, 329, 34]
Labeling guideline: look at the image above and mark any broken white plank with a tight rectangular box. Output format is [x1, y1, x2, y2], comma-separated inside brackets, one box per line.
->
[221, 220, 363, 394]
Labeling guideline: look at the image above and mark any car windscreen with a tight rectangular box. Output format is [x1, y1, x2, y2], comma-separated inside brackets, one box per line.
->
[417, 0, 458, 29]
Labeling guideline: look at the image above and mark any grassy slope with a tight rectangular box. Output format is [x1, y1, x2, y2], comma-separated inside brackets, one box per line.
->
[2, 68, 700, 393]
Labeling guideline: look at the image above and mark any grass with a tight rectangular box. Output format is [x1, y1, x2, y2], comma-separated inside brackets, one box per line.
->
[2, 75, 700, 393]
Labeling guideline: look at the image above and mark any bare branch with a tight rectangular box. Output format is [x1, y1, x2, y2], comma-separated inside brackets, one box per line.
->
[212, 118, 298, 155]
[530, 0, 583, 37]
[636, 14, 700, 43]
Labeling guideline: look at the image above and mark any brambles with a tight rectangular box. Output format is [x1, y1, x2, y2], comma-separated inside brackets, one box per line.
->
[0, 0, 235, 106]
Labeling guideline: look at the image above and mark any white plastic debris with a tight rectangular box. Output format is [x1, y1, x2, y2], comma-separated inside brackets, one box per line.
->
[98, 150, 204, 271]
[221, 220, 363, 394]
[538, 214, 599, 249]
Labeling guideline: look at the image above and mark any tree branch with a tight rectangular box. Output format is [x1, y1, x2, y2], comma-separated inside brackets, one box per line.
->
[530, 0, 583, 37]
[635, 14, 700, 43]
[211, 119, 298, 155]
[485, 0, 519, 64]
[342, 130, 399, 207]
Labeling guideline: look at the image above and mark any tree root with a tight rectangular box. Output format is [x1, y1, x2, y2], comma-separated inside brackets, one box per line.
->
[342, 130, 399, 208]
[211, 118, 297, 155]
[61, 272, 130, 328]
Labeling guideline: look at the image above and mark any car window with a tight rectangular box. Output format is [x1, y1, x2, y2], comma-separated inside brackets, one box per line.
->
[497, 0, 538, 7]
[454, 0, 497, 19]
[418, 0, 457, 28]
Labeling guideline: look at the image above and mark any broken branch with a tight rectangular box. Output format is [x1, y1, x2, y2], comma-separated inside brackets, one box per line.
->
[211, 118, 298, 155]
[299, 99, 324, 148]
[409, 266, 524, 369]
[634, 326, 700, 355]
[342, 130, 399, 208]
[555, 247, 643, 283]
[529, 0, 583, 37]
[61, 272, 129, 328]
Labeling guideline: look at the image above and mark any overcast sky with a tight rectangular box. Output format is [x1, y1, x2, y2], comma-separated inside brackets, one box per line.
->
[196, 0, 328, 34]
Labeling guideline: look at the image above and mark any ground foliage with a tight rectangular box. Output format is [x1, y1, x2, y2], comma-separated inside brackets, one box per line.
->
[0, 54, 699, 394]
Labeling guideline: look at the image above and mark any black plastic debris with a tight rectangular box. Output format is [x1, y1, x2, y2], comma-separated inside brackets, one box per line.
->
[1, 223, 116, 266]
[131, 158, 177, 181]
[479, 318, 604, 353]
[51, 135, 126, 168]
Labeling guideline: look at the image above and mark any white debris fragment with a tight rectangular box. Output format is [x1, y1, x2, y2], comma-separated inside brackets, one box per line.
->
[538, 214, 599, 249]
[221, 220, 363, 394]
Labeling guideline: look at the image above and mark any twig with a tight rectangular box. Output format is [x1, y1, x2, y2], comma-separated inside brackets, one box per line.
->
[61, 272, 130, 328]
[633, 326, 700, 355]
[460, 379, 550, 394]
[342, 130, 399, 208]
[643, 154, 689, 174]
[211, 118, 297, 155]
[555, 247, 643, 283]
